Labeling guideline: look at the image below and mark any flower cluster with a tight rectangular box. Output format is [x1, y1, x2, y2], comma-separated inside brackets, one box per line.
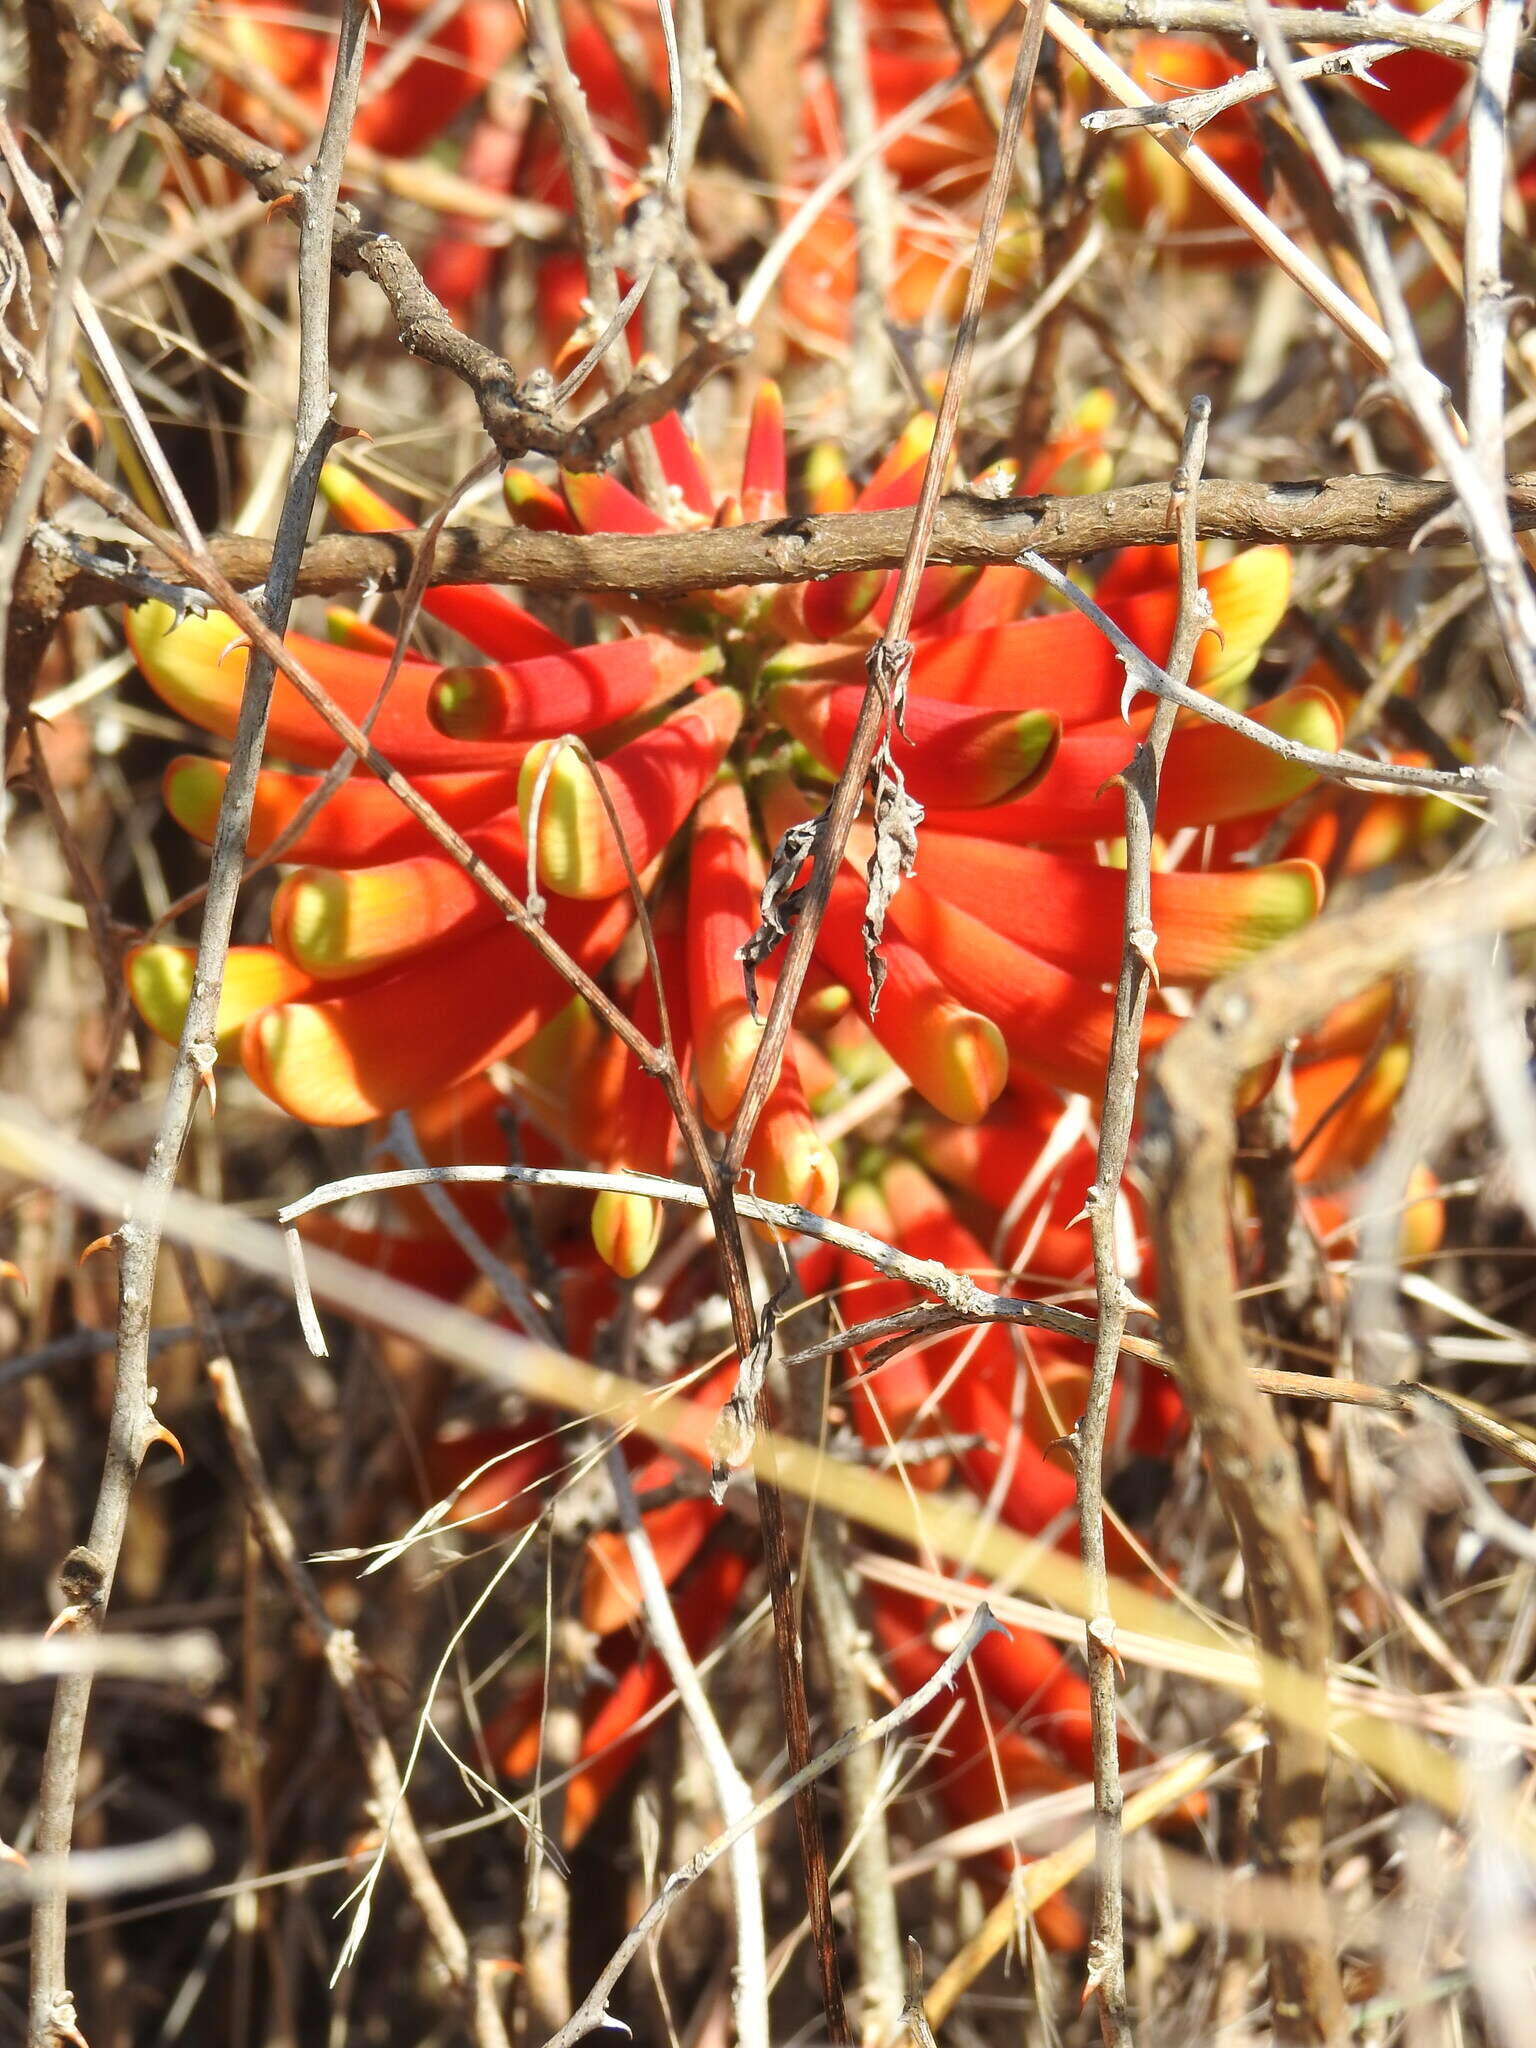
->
[117, 386, 1370, 1892]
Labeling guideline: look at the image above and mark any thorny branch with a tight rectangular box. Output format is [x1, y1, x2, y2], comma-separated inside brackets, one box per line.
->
[24, 7, 371, 2041]
[1074, 396, 1212, 2048]
[32, 468, 1536, 619]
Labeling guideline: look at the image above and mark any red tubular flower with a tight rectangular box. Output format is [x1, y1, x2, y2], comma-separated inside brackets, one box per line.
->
[688, 776, 771, 1126]
[589, 907, 692, 1277]
[242, 894, 634, 1126]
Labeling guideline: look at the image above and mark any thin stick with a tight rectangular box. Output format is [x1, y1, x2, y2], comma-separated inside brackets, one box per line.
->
[24, 11, 370, 2044]
[539, 1606, 1002, 2048]
[609, 1453, 769, 2048]
[1076, 397, 1211, 2048]
[1463, 0, 1522, 494]
[824, 0, 897, 416]
[1020, 553, 1500, 801]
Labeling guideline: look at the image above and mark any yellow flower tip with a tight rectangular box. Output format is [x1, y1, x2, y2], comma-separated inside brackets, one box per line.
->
[753, 1130, 840, 1219]
[126, 599, 251, 736]
[698, 1010, 765, 1128]
[317, 462, 388, 527]
[592, 1189, 663, 1278]
[271, 868, 353, 974]
[517, 741, 600, 897]
[1011, 708, 1061, 791]
[1196, 546, 1294, 693]
[163, 755, 227, 842]
[429, 665, 495, 740]
[931, 1012, 1009, 1125]
[126, 943, 195, 1045]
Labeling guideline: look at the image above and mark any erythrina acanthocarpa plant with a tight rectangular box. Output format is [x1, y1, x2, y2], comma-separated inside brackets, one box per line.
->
[126, 386, 1335, 1280]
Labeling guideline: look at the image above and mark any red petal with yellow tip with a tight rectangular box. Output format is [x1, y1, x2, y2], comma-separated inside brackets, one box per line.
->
[742, 1052, 839, 1215]
[740, 382, 786, 521]
[908, 831, 1324, 986]
[127, 941, 319, 1047]
[799, 567, 890, 642]
[502, 468, 578, 533]
[1292, 1041, 1411, 1188]
[520, 688, 744, 900]
[241, 894, 633, 1126]
[811, 867, 1008, 1123]
[317, 464, 568, 660]
[926, 686, 1344, 844]
[898, 547, 1289, 718]
[591, 916, 690, 1277]
[648, 411, 715, 520]
[882, 878, 1179, 1099]
[126, 601, 527, 773]
[428, 632, 714, 743]
[802, 442, 855, 515]
[269, 815, 526, 979]
[856, 414, 937, 508]
[561, 466, 671, 535]
[687, 777, 769, 1127]
[164, 754, 524, 867]
[773, 680, 1059, 808]
[325, 608, 397, 655]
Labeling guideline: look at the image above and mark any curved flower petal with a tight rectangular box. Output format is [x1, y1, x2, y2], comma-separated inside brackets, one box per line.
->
[241, 894, 633, 1125]
[882, 875, 1179, 1098]
[783, 546, 1291, 718]
[773, 680, 1059, 807]
[925, 686, 1344, 844]
[164, 754, 524, 867]
[269, 814, 527, 979]
[519, 688, 744, 899]
[428, 632, 715, 742]
[740, 381, 787, 521]
[908, 830, 1324, 986]
[126, 600, 527, 772]
[688, 776, 769, 1126]
[649, 411, 716, 520]
[127, 941, 319, 1047]
[591, 916, 690, 1277]
[829, 914, 1008, 1122]
[742, 1050, 840, 1215]
[562, 466, 672, 535]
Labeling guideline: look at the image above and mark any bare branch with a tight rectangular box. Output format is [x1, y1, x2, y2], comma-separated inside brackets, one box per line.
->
[541, 1605, 1003, 2048]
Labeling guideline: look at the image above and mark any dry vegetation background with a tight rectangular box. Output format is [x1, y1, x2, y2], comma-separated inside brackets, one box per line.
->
[3, 0, 1536, 2045]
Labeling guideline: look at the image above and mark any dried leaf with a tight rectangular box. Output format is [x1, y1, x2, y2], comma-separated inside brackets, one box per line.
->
[737, 815, 822, 1021]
